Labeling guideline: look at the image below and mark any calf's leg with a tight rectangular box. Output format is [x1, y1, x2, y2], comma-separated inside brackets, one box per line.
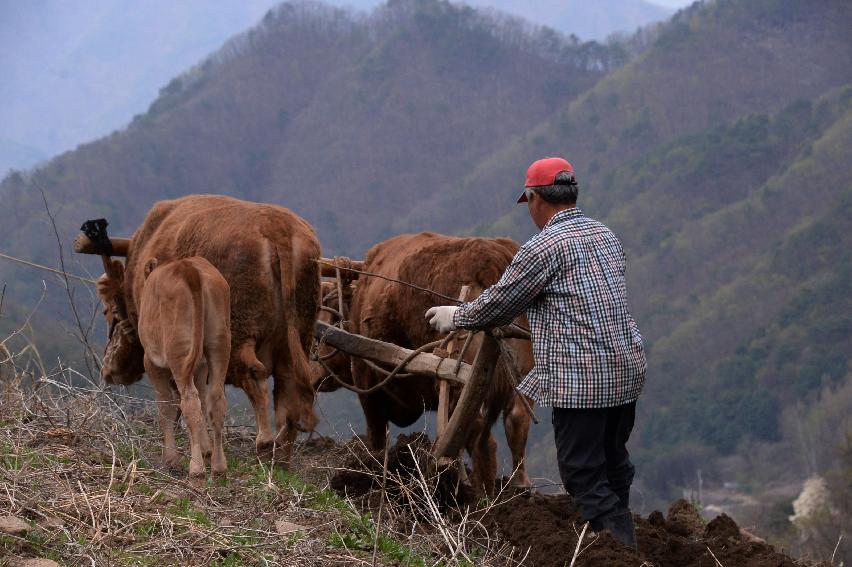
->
[173, 369, 210, 484]
[145, 359, 182, 471]
[206, 350, 229, 477]
[192, 358, 212, 460]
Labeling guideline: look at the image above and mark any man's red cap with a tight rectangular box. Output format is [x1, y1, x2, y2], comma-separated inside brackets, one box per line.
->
[517, 157, 575, 203]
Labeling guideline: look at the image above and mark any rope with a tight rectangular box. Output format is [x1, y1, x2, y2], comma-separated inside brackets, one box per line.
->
[0, 252, 97, 284]
[316, 259, 463, 304]
[315, 258, 532, 335]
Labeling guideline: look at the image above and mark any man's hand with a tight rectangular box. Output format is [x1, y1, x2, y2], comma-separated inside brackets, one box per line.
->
[425, 306, 458, 333]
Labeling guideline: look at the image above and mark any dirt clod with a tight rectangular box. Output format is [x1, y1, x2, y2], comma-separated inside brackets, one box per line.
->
[275, 520, 306, 535]
[666, 499, 705, 538]
[14, 559, 61, 567]
[0, 516, 32, 536]
[705, 513, 741, 540]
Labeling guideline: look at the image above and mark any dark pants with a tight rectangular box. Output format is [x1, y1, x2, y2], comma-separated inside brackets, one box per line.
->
[552, 402, 636, 523]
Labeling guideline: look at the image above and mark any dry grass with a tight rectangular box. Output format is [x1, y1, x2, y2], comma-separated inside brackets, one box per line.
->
[313, 430, 532, 567]
[0, 346, 527, 567]
[0, 365, 336, 565]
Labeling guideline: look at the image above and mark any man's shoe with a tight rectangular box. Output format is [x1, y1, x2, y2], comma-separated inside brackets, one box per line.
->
[598, 510, 637, 549]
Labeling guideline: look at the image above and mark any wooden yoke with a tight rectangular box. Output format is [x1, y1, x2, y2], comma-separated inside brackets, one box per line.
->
[74, 220, 130, 319]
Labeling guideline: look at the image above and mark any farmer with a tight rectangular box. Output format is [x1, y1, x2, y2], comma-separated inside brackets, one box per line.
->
[425, 157, 646, 549]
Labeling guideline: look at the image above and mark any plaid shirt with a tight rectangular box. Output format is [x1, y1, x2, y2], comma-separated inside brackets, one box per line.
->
[453, 208, 646, 408]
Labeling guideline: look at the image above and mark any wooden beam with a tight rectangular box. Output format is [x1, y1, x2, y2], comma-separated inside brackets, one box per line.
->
[73, 233, 131, 256]
[433, 333, 500, 459]
[313, 321, 471, 385]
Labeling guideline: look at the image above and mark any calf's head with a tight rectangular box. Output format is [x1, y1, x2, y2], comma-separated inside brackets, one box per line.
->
[96, 260, 145, 385]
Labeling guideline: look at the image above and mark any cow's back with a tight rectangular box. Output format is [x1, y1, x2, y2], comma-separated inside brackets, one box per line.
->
[125, 195, 321, 375]
[350, 233, 522, 413]
[352, 232, 518, 347]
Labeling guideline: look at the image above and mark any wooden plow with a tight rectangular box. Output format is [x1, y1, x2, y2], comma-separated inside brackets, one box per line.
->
[74, 225, 531, 461]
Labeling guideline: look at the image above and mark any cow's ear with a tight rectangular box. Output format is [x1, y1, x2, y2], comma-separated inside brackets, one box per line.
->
[143, 258, 159, 279]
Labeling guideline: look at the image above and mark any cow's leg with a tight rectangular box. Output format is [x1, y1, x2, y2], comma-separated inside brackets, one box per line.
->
[504, 395, 532, 488]
[466, 413, 497, 498]
[240, 376, 274, 455]
[359, 393, 389, 451]
[272, 373, 297, 467]
[274, 358, 318, 467]
[205, 351, 229, 478]
[173, 365, 210, 485]
[145, 358, 182, 471]
[235, 342, 273, 455]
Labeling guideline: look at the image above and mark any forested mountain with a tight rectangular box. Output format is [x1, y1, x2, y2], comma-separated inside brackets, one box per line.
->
[1, 0, 850, 557]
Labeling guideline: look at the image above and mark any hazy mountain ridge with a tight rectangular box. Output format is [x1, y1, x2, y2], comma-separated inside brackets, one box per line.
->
[0, 0, 671, 174]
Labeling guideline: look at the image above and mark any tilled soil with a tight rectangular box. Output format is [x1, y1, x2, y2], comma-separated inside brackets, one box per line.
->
[484, 493, 812, 567]
[325, 434, 826, 567]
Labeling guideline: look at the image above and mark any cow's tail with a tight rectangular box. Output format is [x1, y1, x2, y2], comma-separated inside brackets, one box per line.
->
[183, 263, 205, 380]
[280, 238, 321, 432]
[286, 324, 318, 431]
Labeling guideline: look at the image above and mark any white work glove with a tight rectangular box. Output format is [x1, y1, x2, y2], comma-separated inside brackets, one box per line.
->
[425, 306, 458, 333]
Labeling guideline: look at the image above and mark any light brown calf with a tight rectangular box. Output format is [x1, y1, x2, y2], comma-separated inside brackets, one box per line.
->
[128, 257, 229, 482]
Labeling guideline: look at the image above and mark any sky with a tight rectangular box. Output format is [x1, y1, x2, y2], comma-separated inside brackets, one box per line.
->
[650, 0, 694, 6]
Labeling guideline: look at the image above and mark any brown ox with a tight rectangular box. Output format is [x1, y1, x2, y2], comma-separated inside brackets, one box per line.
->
[313, 233, 534, 494]
[98, 195, 320, 464]
[106, 257, 230, 482]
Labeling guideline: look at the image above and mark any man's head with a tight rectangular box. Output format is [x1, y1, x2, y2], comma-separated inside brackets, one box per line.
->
[517, 157, 579, 230]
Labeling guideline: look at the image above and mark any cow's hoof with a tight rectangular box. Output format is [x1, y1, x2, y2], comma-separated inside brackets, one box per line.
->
[188, 473, 207, 488]
[255, 440, 275, 457]
[162, 457, 184, 475]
